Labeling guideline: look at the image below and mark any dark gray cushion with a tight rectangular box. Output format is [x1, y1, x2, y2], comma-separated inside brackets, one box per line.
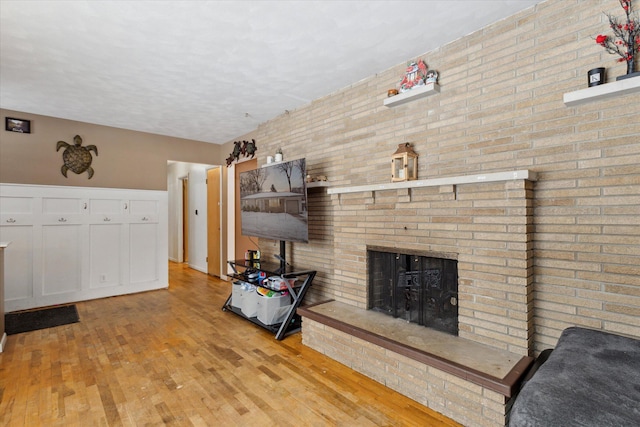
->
[509, 327, 640, 427]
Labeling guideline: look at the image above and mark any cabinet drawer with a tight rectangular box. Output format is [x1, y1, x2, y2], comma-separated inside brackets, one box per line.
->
[42, 197, 83, 214]
[128, 199, 159, 216]
[1, 214, 34, 226]
[89, 199, 124, 215]
[0, 196, 34, 214]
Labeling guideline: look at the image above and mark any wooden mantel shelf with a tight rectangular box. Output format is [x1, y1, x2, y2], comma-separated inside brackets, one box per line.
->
[327, 170, 537, 195]
[563, 76, 640, 106]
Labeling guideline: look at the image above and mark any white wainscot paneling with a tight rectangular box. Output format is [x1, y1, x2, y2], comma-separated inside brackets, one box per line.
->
[0, 184, 168, 312]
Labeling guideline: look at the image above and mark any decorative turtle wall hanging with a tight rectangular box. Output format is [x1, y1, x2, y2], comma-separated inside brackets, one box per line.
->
[56, 135, 98, 179]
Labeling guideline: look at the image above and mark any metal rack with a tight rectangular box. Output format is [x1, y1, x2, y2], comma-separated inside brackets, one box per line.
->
[223, 259, 316, 340]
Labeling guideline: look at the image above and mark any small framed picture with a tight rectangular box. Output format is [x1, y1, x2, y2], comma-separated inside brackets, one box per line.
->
[5, 117, 31, 134]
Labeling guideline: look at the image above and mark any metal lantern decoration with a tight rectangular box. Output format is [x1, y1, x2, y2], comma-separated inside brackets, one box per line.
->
[391, 142, 418, 182]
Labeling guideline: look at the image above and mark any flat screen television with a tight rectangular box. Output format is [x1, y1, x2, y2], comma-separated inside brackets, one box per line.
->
[239, 158, 308, 246]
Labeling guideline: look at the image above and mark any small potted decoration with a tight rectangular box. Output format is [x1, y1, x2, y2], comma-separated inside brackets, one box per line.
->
[595, 0, 640, 80]
[274, 148, 283, 162]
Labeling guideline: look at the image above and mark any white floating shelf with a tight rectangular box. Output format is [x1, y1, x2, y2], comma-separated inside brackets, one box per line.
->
[383, 82, 440, 107]
[327, 170, 537, 195]
[307, 181, 329, 188]
[563, 76, 640, 106]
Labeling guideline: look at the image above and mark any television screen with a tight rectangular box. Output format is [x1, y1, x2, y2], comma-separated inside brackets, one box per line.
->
[240, 158, 308, 243]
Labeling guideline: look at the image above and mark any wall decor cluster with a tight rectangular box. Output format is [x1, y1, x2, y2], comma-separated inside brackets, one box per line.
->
[386, 59, 439, 99]
[56, 135, 99, 179]
[226, 139, 257, 167]
[595, 0, 640, 80]
[5, 117, 31, 133]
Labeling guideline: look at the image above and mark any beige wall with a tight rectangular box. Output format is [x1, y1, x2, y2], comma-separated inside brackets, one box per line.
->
[1, 109, 222, 191]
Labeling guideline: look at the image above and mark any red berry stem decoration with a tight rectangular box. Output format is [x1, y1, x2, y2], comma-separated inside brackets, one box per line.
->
[596, 0, 640, 76]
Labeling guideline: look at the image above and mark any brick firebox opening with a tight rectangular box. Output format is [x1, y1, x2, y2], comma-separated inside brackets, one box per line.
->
[368, 248, 459, 336]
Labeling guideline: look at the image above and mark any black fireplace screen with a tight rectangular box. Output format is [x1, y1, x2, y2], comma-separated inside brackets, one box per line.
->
[368, 250, 458, 336]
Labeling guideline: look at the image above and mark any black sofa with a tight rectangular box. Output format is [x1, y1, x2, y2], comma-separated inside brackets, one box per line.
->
[509, 327, 640, 427]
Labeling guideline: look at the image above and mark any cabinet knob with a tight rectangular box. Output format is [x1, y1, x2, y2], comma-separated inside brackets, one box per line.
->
[142, 216, 149, 221]
[6, 218, 16, 223]
[58, 217, 67, 222]
[104, 217, 111, 222]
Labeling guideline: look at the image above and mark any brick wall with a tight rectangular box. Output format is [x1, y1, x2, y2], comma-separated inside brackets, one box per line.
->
[254, 0, 640, 354]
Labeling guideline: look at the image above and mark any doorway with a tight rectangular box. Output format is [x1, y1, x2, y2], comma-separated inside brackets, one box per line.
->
[168, 161, 221, 275]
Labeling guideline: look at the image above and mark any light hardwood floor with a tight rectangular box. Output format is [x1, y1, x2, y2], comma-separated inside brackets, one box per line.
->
[0, 262, 461, 426]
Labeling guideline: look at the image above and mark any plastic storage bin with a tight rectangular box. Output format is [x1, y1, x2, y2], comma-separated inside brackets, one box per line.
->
[231, 282, 243, 309]
[232, 281, 259, 317]
[241, 289, 259, 317]
[257, 292, 291, 325]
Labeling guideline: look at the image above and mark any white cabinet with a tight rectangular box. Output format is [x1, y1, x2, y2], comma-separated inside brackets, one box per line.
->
[0, 184, 168, 312]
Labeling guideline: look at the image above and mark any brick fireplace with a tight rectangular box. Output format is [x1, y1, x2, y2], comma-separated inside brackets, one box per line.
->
[299, 170, 537, 427]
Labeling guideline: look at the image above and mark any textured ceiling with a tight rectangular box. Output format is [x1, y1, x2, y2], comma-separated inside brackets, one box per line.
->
[0, 1, 540, 145]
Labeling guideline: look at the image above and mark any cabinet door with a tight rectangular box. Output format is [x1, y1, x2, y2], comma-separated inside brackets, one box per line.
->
[0, 195, 36, 309]
[41, 224, 82, 296]
[0, 225, 34, 304]
[130, 223, 159, 284]
[89, 223, 122, 288]
[128, 198, 160, 284]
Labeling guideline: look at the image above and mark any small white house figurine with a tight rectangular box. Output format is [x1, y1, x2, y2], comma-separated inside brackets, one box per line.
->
[399, 59, 428, 92]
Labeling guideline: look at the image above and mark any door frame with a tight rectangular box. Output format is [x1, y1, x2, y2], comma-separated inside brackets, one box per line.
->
[225, 157, 257, 277]
[180, 175, 188, 263]
[207, 166, 222, 277]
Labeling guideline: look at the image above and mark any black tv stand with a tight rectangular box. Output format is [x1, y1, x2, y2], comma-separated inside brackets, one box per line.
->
[223, 259, 316, 340]
[278, 240, 286, 273]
